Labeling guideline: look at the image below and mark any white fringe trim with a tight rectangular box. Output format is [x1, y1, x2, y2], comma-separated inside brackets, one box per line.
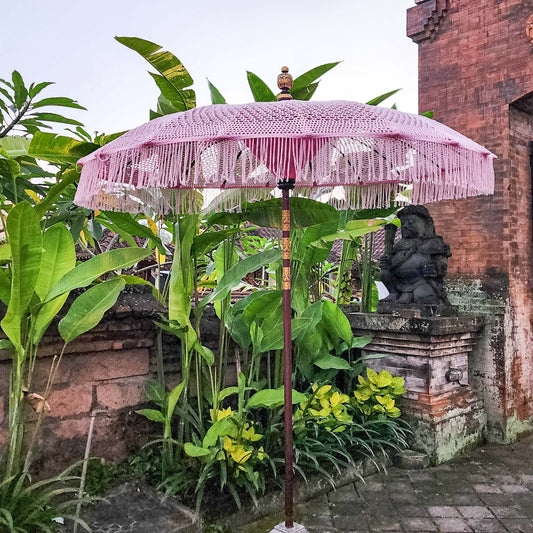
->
[75, 135, 495, 214]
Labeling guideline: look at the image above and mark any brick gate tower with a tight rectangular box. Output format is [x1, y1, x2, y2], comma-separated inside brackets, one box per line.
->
[407, 0, 533, 441]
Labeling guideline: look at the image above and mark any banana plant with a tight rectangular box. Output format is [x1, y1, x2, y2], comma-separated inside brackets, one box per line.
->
[115, 36, 196, 119]
[136, 380, 186, 477]
[1, 201, 152, 477]
[115, 35, 342, 115]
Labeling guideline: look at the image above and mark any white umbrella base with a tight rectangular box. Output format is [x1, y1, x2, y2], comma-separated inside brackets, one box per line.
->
[270, 523, 309, 532]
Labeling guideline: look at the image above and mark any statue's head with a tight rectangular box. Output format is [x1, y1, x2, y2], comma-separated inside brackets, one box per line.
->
[397, 205, 435, 239]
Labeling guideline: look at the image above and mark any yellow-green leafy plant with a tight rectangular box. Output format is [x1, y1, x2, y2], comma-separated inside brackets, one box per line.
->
[353, 368, 406, 419]
[183, 406, 269, 510]
[295, 384, 353, 433]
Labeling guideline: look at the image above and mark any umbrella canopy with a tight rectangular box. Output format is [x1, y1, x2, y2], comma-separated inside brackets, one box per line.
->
[75, 100, 495, 213]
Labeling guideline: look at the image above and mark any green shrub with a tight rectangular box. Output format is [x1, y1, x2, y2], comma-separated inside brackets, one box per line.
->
[0, 469, 90, 533]
[353, 368, 406, 418]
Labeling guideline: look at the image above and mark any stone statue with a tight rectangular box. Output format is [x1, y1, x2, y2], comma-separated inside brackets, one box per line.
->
[377, 205, 453, 316]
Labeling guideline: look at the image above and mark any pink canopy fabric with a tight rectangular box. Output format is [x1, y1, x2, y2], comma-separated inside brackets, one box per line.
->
[75, 100, 495, 213]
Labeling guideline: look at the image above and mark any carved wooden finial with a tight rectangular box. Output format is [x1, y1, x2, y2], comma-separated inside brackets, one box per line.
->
[277, 66, 293, 101]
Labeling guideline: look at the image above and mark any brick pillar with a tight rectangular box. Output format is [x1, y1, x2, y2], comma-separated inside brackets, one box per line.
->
[348, 313, 486, 463]
[407, 0, 533, 441]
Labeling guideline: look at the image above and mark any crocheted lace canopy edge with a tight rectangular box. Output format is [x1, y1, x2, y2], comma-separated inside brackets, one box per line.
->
[74, 100, 495, 214]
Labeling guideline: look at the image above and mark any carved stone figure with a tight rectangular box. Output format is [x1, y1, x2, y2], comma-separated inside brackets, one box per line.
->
[377, 205, 453, 316]
[527, 14, 533, 44]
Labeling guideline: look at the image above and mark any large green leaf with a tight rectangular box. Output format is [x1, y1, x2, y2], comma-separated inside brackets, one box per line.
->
[200, 249, 282, 307]
[31, 225, 76, 344]
[365, 89, 401, 107]
[28, 132, 98, 165]
[154, 94, 183, 115]
[34, 169, 79, 218]
[352, 335, 372, 348]
[292, 302, 323, 342]
[149, 73, 195, 111]
[0, 137, 30, 158]
[166, 381, 185, 424]
[184, 443, 211, 457]
[202, 418, 234, 448]
[291, 62, 341, 93]
[256, 300, 284, 352]
[1, 203, 42, 349]
[314, 354, 352, 370]
[226, 290, 280, 350]
[168, 216, 198, 348]
[321, 300, 353, 345]
[225, 312, 251, 350]
[31, 97, 86, 110]
[136, 408, 165, 423]
[115, 36, 195, 110]
[193, 228, 240, 258]
[58, 278, 126, 343]
[46, 247, 152, 302]
[291, 82, 319, 101]
[247, 387, 306, 409]
[28, 112, 84, 127]
[291, 218, 339, 267]
[246, 71, 276, 102]
[242, 198, 337, 229]
[320, 218, 386, 242]
[241, 290, 282, 325]
[12, 71, 27, 109]
[207, 80, 226, 104]
[35, 225, 76, 300]
[98, 212, 165, 253]
[0, 268, 11, 305]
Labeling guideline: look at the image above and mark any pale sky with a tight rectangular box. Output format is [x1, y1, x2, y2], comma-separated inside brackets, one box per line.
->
[2, 1, 418, 136]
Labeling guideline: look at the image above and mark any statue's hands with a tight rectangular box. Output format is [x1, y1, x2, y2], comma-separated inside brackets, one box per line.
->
[423, 263, 438, 278]
[380, 254, 392, 270]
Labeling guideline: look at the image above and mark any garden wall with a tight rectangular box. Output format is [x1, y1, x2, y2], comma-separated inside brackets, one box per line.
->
[407, 0, 533, 441]
[0, 287, 222, 477]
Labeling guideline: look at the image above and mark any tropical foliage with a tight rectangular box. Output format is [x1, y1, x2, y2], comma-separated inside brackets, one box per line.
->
[0, 36, 411, 526]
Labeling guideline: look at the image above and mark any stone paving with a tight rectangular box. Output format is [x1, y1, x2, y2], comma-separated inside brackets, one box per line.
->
[85, 435, 533, 532]
[88, 482, 200, 533]
[241, 435, 533, 532]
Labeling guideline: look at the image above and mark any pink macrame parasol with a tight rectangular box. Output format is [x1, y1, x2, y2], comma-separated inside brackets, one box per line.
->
[75, 70, 494, 532]
[75, 101, 494, 214]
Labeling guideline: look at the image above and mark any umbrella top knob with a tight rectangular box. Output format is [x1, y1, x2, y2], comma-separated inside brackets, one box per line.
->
[277, 66, 293, 101]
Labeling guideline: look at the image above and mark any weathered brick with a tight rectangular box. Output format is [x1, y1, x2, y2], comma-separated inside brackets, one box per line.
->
[32, 349, 151, 390]
[97, 376, 146, 411]
[47, 383, 93, 418]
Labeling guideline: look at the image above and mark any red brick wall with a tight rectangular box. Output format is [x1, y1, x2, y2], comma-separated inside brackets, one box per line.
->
[0, 291, 224, 476]
[408, 0, 533, 438]
[412, 0, 533, 275]
[0, 291, 163, 476]
[507, 105, 533, 420]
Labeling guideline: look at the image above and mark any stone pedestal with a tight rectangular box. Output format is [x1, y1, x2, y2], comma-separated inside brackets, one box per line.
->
[347, 313, 486, 464]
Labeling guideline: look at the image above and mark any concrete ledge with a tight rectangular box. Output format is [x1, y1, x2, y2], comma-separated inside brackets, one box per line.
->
[347, 312, 484, 336]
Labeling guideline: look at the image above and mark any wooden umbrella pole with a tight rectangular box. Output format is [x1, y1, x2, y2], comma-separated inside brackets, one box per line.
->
[277, 66, 296, 528]
[280, 181, 294, 528]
